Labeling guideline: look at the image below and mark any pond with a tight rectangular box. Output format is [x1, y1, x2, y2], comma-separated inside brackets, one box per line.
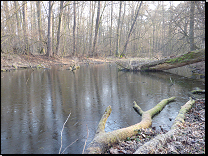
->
[1, 63, 205, 154]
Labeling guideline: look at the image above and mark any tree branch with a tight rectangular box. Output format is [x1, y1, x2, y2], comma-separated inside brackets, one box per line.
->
[85, 97, 175, 154]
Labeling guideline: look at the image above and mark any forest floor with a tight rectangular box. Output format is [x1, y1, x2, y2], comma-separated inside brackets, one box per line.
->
[1, 53, 116, 71]
[104, 98, 205, 154]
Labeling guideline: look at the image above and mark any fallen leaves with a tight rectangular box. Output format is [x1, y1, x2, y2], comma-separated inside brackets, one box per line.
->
[104, 99, 205, 154]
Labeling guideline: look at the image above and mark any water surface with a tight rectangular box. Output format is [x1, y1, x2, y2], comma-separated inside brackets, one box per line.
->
[1, 63, 204, 154]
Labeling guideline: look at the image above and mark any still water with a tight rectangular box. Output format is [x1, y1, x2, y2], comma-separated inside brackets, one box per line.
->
[1, 63, 204, 154]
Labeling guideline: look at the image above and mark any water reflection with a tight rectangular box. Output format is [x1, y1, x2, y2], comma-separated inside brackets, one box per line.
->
[1, 64, 204, 154]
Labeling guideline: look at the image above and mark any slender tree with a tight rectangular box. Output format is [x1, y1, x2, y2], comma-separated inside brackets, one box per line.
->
[56, 1, 64, 56]
[116, 1, 122, 57]
[72, 1, 76, 56]
[122, 1, 142, 56]
[109, 1, 113, 56]
[88, 1, 95, 56]
[14, 1, 21, 36]
[36, 1, 43, 54]
[22, 1, 29, 55]
[189, 1, 195, 51]
[46, 1, 53, 57]
[91, 1, 101, 57]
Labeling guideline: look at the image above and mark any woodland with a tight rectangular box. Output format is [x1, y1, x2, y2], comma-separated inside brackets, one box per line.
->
[1, 1, 205, 59]
[1, 1, 205, 154]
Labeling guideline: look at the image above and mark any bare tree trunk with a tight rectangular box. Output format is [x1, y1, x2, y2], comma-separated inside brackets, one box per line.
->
[56, 1, 64, 56]
[109, 1, 113, 56]
[189, 1, 195, 51]
[14, 1, 21, 36]
[3, 1, 11, 34]
[46, 1, 53, 57]
[91, 1, 101, 57]
[72, 1, 76, 56]
[122, 1, 142, 56]
[36, 1, 43, 54]
[22, 1, 29, 55]
[116, 1, 122, 57]
[120, 1, 126, 55]
[88, 1, 95, 56]
[168, 2, 173, 55]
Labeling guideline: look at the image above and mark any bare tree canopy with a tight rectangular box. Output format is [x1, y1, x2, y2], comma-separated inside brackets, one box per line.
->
[1, 1, 204, 58]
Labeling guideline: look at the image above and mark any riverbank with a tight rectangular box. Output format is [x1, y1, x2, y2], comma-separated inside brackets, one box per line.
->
[1, 53, 205, 154]
[1, 53, 205, 78]
[1, 53, 115, 71]
[104, 98, 205, 154]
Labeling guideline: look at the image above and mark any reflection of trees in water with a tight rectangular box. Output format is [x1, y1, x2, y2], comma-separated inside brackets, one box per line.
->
[1, 65, 205, 154]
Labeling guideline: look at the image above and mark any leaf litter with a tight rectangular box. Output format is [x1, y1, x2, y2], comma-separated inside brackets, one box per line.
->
[104, 99, 205, 154]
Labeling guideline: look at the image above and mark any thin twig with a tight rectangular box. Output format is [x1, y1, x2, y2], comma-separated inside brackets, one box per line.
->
[61, 138, 78, 154]
[59, 112, 71, 154]
[26, 77, 30, 85]
[26, 70, 34, 85]
[82, 124, 89, 154]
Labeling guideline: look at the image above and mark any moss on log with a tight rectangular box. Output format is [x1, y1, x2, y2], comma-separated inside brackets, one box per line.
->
[191, 90, 205, 94]
[134, 97, 195, 154]
[141, 49, 205, 71]
[84, 97, 176, 154]
[115, 49, 205, 71]
[171, 97, 195, 129]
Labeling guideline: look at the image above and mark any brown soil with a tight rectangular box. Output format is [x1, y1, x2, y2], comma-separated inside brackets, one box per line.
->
[1, 53, 115, 71]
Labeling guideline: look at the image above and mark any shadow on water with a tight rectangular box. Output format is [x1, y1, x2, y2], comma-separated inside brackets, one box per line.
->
[1, 64, 204, 154]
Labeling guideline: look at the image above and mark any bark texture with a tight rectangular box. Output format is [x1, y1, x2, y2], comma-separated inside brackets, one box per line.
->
[84, 97, 176, 154]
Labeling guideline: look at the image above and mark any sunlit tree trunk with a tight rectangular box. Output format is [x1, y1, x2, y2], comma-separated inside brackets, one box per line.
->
[46, 1, 53, 57]
[91, 1, 101, 57]
[122, 1, 142, 56]
[168, 2, 173, 55]
[72, 1, 76, 56]
[88, 1, 95, 56]
[22, 1, 29, 55]
[36, 1, 43, 54]
[162, 1, 165, 56]
[109, 1, 113, 56]
[189, 1, 195, 51]
[56, 1, 64, 56]
[14, 1, 21, 36]
[3, 1, 11, 34]
[116, 1, 122, 57]
[120, 1, 126, 54]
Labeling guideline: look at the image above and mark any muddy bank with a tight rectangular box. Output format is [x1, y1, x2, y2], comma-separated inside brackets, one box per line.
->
[1, 53, 114, 71]
[2, 53, 205, 81]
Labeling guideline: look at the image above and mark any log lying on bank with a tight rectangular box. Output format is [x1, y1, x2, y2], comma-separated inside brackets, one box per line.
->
[84, 97, 176, 154]
[191, 89, 205, 94]
[134, 97, 195, 154]
[116, 49, 205, 72]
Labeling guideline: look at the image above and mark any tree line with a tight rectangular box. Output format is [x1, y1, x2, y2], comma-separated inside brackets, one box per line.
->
[1, 1, 205, 58]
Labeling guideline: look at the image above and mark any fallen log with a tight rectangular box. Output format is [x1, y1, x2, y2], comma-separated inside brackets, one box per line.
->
[115, 61, 131, 71]
[191, 90, 205, 94]
[134, 97, 195, 154]
[84, 97, 176, 154]
[116, 49, 205, 72]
